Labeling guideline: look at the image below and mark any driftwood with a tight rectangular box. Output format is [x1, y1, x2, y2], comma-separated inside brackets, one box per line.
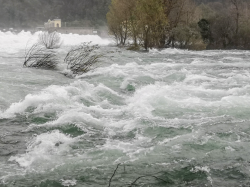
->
[23, 43, 58, 69]
[38, 31, 62, 49]
[64, 42, 103, 75]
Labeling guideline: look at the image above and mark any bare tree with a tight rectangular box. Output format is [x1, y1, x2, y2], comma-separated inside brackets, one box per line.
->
[23, 43, 58, 69]
[64, 43, 103, 75]
[38, 31, 62, 49]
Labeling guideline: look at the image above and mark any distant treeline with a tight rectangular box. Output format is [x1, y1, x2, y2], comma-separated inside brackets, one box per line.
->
[0, 0, 110, 28]
[0, 0, 222, 29]
[107, 0, 250, 50]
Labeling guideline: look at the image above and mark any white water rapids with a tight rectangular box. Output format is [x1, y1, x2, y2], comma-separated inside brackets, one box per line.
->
[0, 31, 250, 186]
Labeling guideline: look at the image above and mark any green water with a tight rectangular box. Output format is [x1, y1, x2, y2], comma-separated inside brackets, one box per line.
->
[1, 47, 250, 186]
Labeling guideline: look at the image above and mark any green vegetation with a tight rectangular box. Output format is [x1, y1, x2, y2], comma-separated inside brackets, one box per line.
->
[107, 0, 250, 50]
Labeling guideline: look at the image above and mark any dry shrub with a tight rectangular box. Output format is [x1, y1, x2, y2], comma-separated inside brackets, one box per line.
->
[64, 42, 103, 75]
[23, 43, 58, 69]
[38, 31, 62, 49]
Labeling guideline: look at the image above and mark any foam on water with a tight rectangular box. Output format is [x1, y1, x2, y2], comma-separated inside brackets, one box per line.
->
[61, 33, 112, 46]
[9, 130, 74, 168]
[0, 84, 72, 118]
[151, 47, 250, 57]
[0, 30, 112, 54]
[1, 80, 118, 117]
[126, 79, 250, 118]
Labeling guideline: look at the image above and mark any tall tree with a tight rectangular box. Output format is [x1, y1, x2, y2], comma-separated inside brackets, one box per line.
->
[136, 0, 168, 49]
[106, 0, 132, 45]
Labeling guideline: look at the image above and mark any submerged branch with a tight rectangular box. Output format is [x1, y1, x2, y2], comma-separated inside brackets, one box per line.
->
[108, 163, 121, 187]
[128, 175, 170, 186]
[108, 163, 170, 187]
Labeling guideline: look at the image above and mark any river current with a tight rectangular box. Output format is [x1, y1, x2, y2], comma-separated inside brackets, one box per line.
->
[0, 31, 250, 187]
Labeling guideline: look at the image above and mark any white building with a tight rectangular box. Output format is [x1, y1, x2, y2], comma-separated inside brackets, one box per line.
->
[44, 19, 61, 28]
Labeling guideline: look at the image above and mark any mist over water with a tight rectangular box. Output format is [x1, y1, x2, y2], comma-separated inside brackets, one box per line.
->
[0, 31, 250, 187]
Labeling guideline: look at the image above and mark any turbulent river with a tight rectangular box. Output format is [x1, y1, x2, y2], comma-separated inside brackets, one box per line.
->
[0, 31, 250, 187]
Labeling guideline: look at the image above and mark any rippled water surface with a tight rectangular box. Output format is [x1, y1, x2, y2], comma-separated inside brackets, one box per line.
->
[0, 31, 250, 187]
